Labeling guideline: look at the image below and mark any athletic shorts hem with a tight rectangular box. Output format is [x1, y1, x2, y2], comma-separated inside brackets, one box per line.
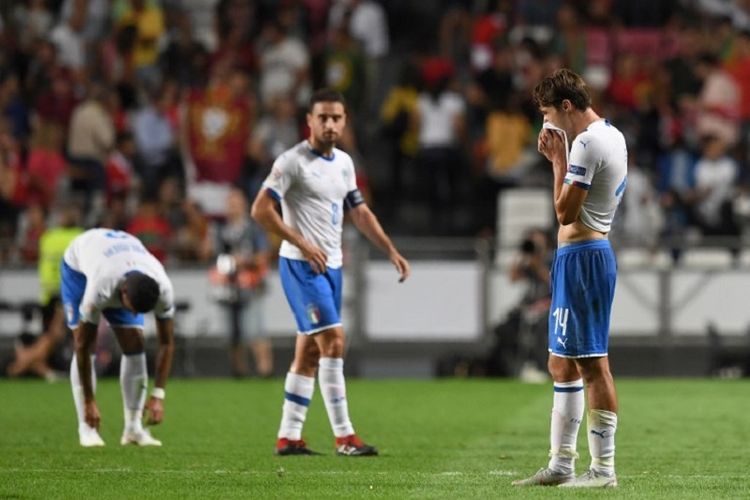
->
[549, 350, 609, 359]
[298, 322, 343, 335]
[108, 323, 145, 330]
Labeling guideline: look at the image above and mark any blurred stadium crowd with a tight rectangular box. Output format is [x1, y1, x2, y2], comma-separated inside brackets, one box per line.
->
[1, 0, 750, 266]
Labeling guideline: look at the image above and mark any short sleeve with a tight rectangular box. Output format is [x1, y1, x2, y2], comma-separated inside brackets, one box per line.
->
[154, 279, 175, 320]
[565, 134, 599, 191]
[262, 153, 297, 200]
[79, 278, 109, 324]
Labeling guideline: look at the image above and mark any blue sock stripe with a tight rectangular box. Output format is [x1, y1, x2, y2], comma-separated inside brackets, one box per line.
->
[284, 391, 311, 407]
[553, 385, 584, 393]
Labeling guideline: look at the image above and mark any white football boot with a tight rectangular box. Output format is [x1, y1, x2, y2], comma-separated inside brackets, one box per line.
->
[120, 427, 162, 446]
[78, 423, 105, 447]
[559, 469, 618, 488]
[512, 467, 575, 486]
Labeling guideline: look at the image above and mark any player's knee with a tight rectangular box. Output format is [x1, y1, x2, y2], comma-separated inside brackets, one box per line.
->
[576, 358, 611, 383]
[547, 356, 579, 381]
[319, 336, 344, 357]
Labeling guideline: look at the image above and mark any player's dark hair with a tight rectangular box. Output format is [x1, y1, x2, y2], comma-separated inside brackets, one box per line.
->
[532, 68, 591, 111]
[308, 88, 346, 113]
[123, 272, 160, 313]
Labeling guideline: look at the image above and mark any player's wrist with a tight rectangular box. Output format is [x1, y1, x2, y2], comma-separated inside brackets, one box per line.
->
[151, 387, 166, 400]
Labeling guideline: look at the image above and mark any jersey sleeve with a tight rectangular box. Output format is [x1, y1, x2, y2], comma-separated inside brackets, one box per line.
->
[262, 153, 296, 201]
[343, 157, 365, 211]
[154, 277, 175, 320]
[79, 277, 110, 325]
[565, 133, 600, 191]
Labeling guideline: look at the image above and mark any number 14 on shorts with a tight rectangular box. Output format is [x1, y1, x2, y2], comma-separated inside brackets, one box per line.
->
[552, 307, 569, 337]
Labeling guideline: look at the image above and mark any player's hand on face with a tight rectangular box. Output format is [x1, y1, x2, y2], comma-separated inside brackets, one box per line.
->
[538, 129, 566, 164]
[84, 400, 101, 429]
[390, 251, 410, 283]
[300, 241, 328, 274]
[144, 396, 164, 425]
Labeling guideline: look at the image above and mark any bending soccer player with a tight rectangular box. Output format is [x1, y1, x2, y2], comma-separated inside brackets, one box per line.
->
[62, 228, 176, 447]
[252, 88, 410, 456]
[513, 69, 626, 488]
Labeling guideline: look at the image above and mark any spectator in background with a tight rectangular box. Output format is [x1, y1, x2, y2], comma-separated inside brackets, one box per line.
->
[26, 121, 68, 210]
[322, 23, 366, 118]
[126, 198, 172, 263]
[61, 0, 111, 44]
[105, 131, 137, 204]
[34, 67, 79, 132]
[413, 68, 466, 234]
[379, 62, 420, 219]
[212, 0, 257, 75]
[550, 3, 586, 75]
[0, 120, 26, 259]
[114, 0, 166, 87]
[6, 204, 83, 380]
[0, 72, 30, 144]
[159, 9, 208, 88]
[49, 0, 87, 77]
[133, 83, 180, 192]
[12, 0, 54, 52]
[620, 154, 663, 252]
[657, 135, 697, 264]
[183, 67, 253, 215]
[245, 94, 300, 202]
[258, 18, 310, 107]
[695, 52, 740, 146]
[67, 82, 115, 222]
[330, 0, 389, 110]
[469, 0, 511, 72]
[16, 203, 46, 263]
[725, 29, 750, 167]
[174, 198, 212, 262]
[692, 135, 740, 257]
[209, 187, 273, 377]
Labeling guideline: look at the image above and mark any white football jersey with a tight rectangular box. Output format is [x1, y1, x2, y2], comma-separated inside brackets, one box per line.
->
[263, 141, 359, 268]
[564, 119, 628, 233]
[63, 228, 175, 324]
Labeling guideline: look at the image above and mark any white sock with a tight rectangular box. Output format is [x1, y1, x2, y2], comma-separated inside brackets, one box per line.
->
[70, 354, 97, 429]
[547, 379, 584, 475]
[587, 409, 617, 476]
[277, 372, 315, 440]
[318, 357, 355, 438]
[120, 352, 147, 433]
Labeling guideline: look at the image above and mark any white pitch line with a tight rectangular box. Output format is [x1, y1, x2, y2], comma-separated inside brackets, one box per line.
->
[0, 469, 746, 481]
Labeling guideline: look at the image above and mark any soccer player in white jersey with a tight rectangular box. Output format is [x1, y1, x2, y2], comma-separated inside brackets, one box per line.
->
[251, 89, 410, 456]
[513, 69, 627, 488]
[61, 228, 176, 447]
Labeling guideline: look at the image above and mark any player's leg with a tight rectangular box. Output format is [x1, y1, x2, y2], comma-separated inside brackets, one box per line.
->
[513, 354, 582, 486]
[312, 326, 368, 454]
[515, 245, 583, 485]
[560, 355, 618, 488]
[110, 313, 161, 447]
[312, 265, 377, 457]
[275, 334, 320, 455]
[62, 261, 104, 446]
[245, 293, 273, 377]
[559, 242, 618, 488]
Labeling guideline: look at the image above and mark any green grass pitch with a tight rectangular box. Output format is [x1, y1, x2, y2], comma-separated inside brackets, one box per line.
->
[1, 378, 749, 499]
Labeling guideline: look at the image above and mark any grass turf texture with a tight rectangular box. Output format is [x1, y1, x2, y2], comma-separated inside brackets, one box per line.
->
[1, 378, 749, 499]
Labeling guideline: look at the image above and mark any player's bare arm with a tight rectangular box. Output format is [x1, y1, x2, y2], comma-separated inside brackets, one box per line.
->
[349, 203, 410, 282]
[538, 129, 587, 226]
[145, 317, 175, 425]
[73, 321, 100, 429]
[251, 189, 328, 273]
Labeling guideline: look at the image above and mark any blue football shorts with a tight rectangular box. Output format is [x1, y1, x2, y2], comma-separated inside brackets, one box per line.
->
[279, 257, 343, 335]
[548, 240, 617, 358]
[60, 260, 145, 329]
